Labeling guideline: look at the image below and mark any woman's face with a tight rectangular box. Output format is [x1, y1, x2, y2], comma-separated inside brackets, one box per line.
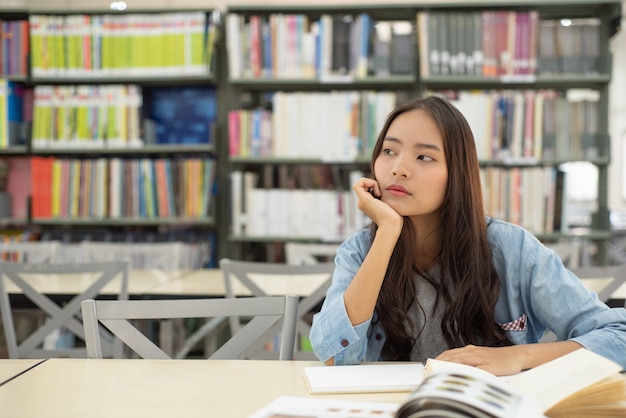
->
[373, 109, 448, 220]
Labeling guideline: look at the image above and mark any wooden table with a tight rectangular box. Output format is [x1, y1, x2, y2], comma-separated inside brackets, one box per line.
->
[0, 359, 407, 417]
[4, 268, 330, 299]
[0, 359, 45, 386]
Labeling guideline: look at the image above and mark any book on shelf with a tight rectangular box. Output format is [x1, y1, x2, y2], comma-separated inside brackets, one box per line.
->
[389, 21, 414, 75]
[29, 11, 215, 77]
[0, 19, 30, 77]
[145, 86, 216, 146]
[0, 80, 31, 148]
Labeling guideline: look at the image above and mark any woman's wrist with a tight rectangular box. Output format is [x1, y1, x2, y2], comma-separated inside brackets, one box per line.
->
[376, 219, 403, 239]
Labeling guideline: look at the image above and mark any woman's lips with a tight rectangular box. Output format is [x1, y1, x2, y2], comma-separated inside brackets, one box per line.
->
[386, 185, 410, 195]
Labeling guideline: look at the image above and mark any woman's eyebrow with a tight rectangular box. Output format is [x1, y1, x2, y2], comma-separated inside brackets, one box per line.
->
[384, 136, 442, 152]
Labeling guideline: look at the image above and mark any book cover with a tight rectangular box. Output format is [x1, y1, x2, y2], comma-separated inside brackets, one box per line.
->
[331, 15, 353, 76]
[6, 157, 31, 219]
[146, 86, 216, 146]
[389, 21, 414, 75]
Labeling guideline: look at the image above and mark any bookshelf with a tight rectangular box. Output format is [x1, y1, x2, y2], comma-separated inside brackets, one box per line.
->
[0, 9, 222, 266]
[0, 2, 621, 266]
[224, 5, 420, 261]
[223, 1, 621, 264]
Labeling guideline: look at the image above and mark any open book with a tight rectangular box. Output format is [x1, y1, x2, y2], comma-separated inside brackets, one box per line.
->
[397, 348, 626, 418]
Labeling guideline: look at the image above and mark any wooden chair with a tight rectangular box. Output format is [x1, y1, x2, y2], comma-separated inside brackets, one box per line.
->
[81, 295, 299, 360]
[0, 261, 129, 358]
[219, 258, 334, 360]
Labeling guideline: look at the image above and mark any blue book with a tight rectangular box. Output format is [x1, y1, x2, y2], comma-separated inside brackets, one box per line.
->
[260, 16, 272, 77]
[164, 159, 176, 217]
[7, 81, 24, 145]
[147, 87, 217, 145]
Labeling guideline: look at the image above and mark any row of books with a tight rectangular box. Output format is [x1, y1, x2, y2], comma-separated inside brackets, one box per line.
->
[538, 18, 601, 75]
[230, 164, 568, 239]
[444, 89, 600, 162]
[229, 91, 396, 160]
[0, 10, 607, 81]
[226, 13, 414, 80]
[482, 166, 567, 235]
[31, 84, 142, 149]
[0, 19, 29, 77]
[29, 12, 217, 77]
[230, 170, 368, 240]
[0, 239, 212, 268]
[417, 11, 601, 78]
[7, 83, 217, 148]
[30, 156, 216, 220]
[228, 88, 599, 163]
[417, 10, 539, 77]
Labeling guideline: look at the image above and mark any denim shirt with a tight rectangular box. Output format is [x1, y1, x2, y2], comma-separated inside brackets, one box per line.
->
[309, 218, 626, 368]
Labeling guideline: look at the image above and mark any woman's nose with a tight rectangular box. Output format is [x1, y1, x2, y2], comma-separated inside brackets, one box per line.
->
[392, 158, 409, 177]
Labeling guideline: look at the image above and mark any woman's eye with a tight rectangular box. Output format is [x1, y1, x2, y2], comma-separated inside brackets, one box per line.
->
[417, 155, 434, 162]
[382, 148, 396, 156]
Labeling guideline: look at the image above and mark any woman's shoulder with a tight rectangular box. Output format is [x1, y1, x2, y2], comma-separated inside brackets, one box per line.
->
[485, 217, 543, 249]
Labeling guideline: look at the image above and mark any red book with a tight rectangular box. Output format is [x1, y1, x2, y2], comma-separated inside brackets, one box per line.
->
[7, 157, 31, 219]
[249, 15, 262, 78]
[30, 156, 53, 219]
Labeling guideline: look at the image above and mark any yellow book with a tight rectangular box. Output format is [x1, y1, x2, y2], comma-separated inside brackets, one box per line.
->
[0, 80, 7, 148]
[70, 160, 81, 218]
[50, 159, 63, 217]
[75, 85, 90, 143]
[188, 11, 206, 72]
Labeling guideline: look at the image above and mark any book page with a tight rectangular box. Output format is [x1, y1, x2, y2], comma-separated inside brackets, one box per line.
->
[303, 364, 424, 394]
[504, 348, 623, 412]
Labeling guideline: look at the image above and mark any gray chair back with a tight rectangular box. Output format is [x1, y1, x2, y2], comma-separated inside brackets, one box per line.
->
[219, 258, 334, 360]
[0, 261, 129, 358]
[81, 295, 299, 360]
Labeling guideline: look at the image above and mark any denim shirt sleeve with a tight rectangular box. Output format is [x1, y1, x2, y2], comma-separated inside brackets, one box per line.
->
[489, 219, 626, 368]
[309, 229, 378, 365]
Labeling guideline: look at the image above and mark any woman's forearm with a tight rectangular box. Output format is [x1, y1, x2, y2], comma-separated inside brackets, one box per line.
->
[343, 224, 401, 325]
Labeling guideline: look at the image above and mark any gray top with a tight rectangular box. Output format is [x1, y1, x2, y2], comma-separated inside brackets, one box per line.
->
[408, 267, 450, 362]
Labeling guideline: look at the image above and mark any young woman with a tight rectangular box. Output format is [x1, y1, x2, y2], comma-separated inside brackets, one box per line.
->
[309, 96, 626, 375]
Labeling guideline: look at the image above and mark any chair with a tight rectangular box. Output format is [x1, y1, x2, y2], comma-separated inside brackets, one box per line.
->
[0, 261, 129, 358]
[284, 242, 338, 265]
[81, 295, 299, 360]
[219, 258, 335, 360]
